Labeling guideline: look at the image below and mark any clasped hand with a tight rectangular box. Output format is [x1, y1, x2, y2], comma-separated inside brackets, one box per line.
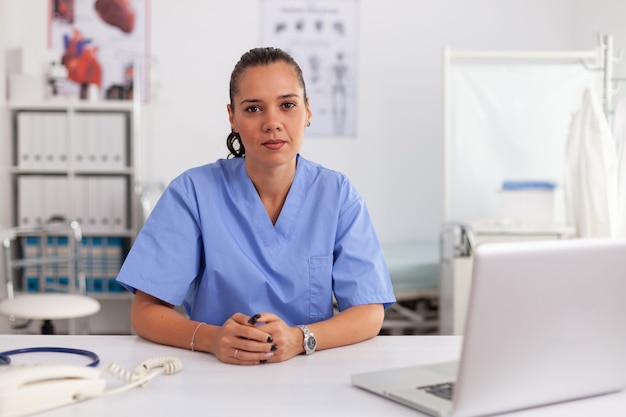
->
[214, 312, 302, 365]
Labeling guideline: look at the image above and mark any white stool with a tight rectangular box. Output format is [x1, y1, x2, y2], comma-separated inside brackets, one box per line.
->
[0, 294, 101, 334]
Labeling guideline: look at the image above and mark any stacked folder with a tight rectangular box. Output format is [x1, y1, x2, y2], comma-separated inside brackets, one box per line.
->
[20, 236, 126, 295]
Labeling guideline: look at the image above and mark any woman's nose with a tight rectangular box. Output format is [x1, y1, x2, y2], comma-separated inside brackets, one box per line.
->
[263, 108, 282, 131]
[264, 122, 281, 132]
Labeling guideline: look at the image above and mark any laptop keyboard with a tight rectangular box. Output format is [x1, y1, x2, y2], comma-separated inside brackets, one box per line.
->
[417, 382, 455, 401]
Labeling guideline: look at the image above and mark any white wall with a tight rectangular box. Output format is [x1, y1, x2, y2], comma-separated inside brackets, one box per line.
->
[147, 0, 582, 244]
[0, 0, 8, 330]
[0, 0, 8, 231]
[2, 0, 626, 245]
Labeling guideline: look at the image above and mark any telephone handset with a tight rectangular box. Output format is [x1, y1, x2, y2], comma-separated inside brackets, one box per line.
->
[0, 365, 104, 417]
[0, 357, 182, 417]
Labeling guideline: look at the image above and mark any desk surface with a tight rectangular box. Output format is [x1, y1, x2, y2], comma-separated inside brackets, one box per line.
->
[1, 335, 625, 417]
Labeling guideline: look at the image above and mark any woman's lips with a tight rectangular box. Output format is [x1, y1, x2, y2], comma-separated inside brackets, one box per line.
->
[263, 140, 286, 150]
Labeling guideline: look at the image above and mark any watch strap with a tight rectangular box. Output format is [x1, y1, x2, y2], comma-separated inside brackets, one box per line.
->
[297, 324, 316, 355]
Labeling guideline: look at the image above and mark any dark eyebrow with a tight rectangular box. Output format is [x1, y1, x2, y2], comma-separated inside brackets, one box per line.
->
[238, 93, 300, 107]
[278, 93, 299, 100]
[239, 98, 261, 106]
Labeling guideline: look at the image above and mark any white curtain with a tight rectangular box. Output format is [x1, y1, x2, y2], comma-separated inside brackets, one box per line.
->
[449, 64, 598, 224]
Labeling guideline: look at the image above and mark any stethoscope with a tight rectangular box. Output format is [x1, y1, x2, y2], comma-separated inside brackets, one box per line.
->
[0, 347, 100, 367]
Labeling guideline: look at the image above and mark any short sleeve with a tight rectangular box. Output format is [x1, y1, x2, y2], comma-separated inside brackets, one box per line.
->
[331, 181, 396, 311]
[116, 176, 204, 306]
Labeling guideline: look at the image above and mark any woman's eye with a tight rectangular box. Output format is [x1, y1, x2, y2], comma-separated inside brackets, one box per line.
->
[245, 106, 261, 113]
[283, 102, 296, 109]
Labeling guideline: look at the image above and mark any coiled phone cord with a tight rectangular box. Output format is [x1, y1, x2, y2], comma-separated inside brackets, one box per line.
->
[76, 356, 183, 400]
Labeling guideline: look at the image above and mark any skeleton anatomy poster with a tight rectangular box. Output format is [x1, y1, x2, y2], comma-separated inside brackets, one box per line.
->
[262, 0, 358, 137]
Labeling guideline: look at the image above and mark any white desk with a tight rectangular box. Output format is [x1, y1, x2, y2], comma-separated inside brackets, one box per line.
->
[1, 335, 625, 417]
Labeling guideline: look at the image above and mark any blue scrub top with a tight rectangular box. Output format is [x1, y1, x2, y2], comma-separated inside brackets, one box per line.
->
[117, 155, 395, 326]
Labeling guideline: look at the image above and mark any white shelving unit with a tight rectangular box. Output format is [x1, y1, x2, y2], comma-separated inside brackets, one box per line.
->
[6, 99, 137, 334]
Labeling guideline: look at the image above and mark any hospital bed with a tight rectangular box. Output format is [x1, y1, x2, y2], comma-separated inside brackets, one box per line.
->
[439, 222, 575, 335]
[380, 241, 439, 335]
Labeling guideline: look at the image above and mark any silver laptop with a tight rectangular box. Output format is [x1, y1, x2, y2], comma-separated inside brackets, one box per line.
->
[352, 238, 626, 417]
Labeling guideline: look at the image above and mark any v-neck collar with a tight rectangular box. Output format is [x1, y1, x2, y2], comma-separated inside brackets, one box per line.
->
[240, 155, 308, 256]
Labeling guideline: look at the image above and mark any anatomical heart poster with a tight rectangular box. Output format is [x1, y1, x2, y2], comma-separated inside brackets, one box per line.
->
[48, 0, 149, 101]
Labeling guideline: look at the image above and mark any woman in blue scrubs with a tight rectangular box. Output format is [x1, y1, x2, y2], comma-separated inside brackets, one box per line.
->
[116, 47, 395, 365]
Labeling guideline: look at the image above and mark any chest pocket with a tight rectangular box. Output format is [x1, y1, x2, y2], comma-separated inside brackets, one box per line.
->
[308, 255, 334, 318]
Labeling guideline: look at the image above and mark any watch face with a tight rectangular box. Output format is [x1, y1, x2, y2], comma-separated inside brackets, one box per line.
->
[306, 337, 317, 350]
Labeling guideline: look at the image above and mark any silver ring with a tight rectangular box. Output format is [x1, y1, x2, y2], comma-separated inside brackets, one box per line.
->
[234, 349, 239, 359]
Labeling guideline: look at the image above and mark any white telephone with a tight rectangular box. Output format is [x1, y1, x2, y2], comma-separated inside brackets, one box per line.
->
[0, 357, 182, 417]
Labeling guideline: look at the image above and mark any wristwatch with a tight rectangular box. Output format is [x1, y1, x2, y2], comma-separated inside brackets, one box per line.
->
[297, 325, 317, 355]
